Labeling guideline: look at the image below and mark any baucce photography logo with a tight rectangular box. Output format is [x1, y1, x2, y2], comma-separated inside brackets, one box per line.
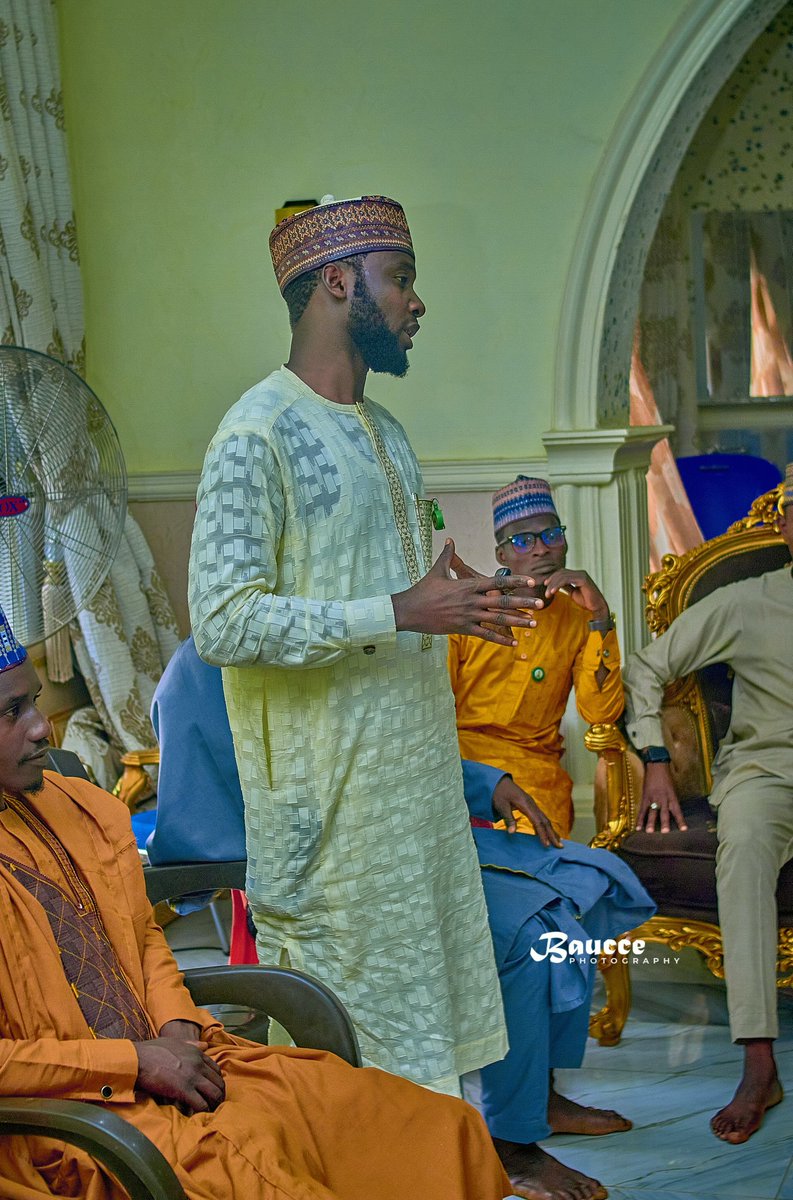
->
[530, 932, 680, 966]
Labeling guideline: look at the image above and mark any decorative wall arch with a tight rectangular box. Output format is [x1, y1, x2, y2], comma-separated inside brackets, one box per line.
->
[553, 0, 787, 434]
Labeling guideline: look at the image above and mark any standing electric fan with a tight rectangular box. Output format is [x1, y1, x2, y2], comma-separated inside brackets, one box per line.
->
[0, 346, 127, 649]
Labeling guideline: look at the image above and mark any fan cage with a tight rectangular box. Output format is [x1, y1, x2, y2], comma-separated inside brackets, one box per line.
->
[0, 347, 128, 648]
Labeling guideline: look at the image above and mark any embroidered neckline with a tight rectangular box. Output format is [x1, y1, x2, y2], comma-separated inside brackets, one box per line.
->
[1, 793, 96, 914]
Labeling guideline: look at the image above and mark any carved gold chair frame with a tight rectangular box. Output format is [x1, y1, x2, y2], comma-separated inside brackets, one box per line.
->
[586, 483, 793, 1046]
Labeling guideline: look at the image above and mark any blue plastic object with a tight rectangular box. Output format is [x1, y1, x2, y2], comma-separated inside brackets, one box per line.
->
[676, 454, 782, 540]
[130, 808, 157, 852]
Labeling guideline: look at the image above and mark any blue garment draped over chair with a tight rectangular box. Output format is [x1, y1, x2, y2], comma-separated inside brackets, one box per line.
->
[676, 453, 781, 540]
[147, 637, 246, 866]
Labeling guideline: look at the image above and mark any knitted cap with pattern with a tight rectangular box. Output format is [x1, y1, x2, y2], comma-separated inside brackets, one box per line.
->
[492, 476, 559, 536]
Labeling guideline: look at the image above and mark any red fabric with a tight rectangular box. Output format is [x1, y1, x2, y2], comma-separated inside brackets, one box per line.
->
[229, 888, 258, 964]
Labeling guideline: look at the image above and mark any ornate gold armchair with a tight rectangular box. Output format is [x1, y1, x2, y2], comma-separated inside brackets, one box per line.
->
[587, 483, 793, 1045]
[115, 747, 161, 810]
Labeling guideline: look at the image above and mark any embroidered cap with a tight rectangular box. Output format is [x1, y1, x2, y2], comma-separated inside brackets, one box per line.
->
[0, 607, 27, 673]
[269, 194, 414, 293]
[492, 476, 559, 537]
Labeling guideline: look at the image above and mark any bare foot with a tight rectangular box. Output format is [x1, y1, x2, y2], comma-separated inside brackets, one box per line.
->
[547, 1087, 632, 1136]
[710, 1068, 783, 1144]
[492, 1139, 607, 1200]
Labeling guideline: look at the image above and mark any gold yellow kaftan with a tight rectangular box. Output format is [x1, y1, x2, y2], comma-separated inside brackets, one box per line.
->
[0, 773, 512, 1199]
[449, 591, 622, 835]
[188, 367, 507, 1092]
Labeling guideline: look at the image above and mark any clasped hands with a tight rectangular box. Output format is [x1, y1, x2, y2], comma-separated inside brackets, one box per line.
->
[133, 1019, 225, 1114]
[392, 539, 543, 646]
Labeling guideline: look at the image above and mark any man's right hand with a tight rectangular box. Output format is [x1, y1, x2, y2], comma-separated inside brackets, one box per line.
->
[635, 761, 688, 834]
[133, 1038, 226, 1113]
[391, 539, 543, 647]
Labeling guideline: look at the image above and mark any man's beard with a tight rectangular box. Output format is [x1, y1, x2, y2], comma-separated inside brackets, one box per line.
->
[348, 277, 409, 377]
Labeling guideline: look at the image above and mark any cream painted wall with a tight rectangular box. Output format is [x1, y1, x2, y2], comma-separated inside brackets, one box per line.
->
[56, 0, 689, 477]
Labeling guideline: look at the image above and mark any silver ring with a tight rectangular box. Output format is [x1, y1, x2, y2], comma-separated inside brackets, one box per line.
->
[649, 802, 660, 811]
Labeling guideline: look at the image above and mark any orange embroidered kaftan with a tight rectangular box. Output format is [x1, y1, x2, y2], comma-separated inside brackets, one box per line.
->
[0, 773, 510, 1200]
[449, 592, 623, 836]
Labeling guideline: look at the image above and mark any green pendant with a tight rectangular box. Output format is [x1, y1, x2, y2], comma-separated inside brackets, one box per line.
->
[532, 666, 545, 682]
[431, 499, 445, 531]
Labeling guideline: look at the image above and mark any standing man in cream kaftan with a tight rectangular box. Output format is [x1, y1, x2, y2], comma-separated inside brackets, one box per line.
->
[189, 196, 539, 1093]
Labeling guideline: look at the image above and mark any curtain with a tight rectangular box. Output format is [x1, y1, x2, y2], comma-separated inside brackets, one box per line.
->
[0, 3, 178, 789]
[62, 514, 181, 792]
[750, 251, 793, 395]
[630, 328, 704, 574]
[701, 213, 752, 402]
[0, 0, 83, 367]
[638, 199, 700, 454]
[749, 214, 793, 396]
[0, 0, 85, 652]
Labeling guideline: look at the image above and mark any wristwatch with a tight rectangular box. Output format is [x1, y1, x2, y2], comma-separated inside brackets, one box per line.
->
[588, 611, 615, 633]
[639, 745, 672, 765]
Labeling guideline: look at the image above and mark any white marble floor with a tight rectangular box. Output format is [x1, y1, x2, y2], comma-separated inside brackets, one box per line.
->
[168, 911, 793, 1199]
[548, 959, 793, 1200]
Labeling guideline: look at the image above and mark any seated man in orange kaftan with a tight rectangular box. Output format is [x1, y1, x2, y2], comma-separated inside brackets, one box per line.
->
[448, 476, 623, 837]
[0, 610, 511, 1200]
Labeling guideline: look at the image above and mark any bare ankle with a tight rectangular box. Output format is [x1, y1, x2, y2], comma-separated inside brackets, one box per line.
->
[737, 1039, 777, 1079]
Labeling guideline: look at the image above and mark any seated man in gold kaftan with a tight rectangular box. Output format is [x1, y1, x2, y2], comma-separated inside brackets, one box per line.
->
[450, 476, 622, 837]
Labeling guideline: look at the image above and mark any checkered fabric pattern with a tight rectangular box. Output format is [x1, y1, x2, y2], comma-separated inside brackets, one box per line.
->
[189, 367, 507, 1092]
[0, 853, 152, 1040]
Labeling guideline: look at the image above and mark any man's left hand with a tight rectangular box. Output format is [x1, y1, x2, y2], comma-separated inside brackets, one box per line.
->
[492, 776, 562, 847]
[543, 569, 609, 619]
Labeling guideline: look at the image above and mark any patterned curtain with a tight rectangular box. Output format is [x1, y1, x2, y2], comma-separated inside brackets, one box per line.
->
[0, 0, 83, 368]
[62, 515, 181, 792]
[0, 3, 178, 790]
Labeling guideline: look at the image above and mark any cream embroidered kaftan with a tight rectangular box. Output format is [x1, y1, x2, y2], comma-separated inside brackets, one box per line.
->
[189, 367, 507, 1092]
